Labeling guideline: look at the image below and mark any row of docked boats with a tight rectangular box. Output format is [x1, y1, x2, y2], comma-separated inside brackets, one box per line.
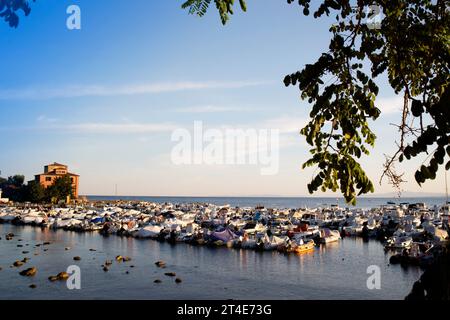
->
[0, 200, 448, 258]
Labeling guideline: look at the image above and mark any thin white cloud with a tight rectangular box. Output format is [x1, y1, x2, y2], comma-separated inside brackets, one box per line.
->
[173, 105, 244, 113]
[262, 115, 309, 134]
[0, 80, 268, 100]
[46, 122, 177, 134]
[37, 115, 59, 123]
[376, 95, 406, 115]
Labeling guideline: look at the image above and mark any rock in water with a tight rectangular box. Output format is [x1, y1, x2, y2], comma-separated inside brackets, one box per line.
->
[155, 261, 166, 268]
[20, 267, 37, 277]
[73, 256, 81, 261]
[48, 272, 70, 282]
[13, 260, 24, 267]
[29, 284, 37, 289]
[175, 278, 183, 284]
[164, 272, 176, 277]
[154, 279, 162, 284]
[57, 272, 69, 280]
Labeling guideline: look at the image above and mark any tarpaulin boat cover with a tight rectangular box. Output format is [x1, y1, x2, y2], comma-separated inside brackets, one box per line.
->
[210, 228, 238, 242]
[91, 217, 105, 224]
[253, 212, 262, 221]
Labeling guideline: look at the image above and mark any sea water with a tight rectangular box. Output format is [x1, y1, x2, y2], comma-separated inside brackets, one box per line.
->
[0, 223, 422, 300]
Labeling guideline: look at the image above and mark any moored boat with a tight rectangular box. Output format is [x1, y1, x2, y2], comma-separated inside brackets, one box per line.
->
[319, 228, 341, 244]
[293, 239, 316, 254]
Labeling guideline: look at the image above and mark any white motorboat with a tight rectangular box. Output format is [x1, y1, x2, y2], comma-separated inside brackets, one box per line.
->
[134, 225, 163, 239]
[385, 236, 413, 249]
[319, 228, 341, 244]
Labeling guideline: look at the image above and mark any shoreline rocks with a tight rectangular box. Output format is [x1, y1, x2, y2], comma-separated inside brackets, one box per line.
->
[19, 267, 37, 277]
[48, 272, 69, 282]
[155, 261, 166, 268]
[57, 272, 69, 280]
[164, 272, 176, 277]
[13, 260, 25, 267]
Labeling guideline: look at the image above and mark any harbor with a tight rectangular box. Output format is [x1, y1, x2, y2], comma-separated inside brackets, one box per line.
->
[0, 198, 448, 299]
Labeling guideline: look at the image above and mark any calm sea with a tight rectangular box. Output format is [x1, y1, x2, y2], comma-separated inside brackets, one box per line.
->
[87, 195, 447, 209]
[0, 223, 422, 300]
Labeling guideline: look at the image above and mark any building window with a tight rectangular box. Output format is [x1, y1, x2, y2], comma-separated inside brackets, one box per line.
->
[45, 177, 52, 182]
[71, 178, 74, 183]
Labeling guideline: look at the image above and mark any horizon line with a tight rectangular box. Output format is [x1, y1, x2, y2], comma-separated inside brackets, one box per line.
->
[82, 194, 448, 199]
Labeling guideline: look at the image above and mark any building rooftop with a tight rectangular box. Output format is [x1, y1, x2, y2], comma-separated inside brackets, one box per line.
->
[47, 162, 68, 167]
[36, 170, 79, 177]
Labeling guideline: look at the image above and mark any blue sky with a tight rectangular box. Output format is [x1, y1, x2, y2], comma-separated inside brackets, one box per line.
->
[0, 0, 445, 197]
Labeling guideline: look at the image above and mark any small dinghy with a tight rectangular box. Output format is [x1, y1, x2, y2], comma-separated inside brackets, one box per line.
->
[262, 235, 285, 251]
[293, 239, 316, 254]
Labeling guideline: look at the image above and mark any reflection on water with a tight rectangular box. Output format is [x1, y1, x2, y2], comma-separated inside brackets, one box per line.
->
[0, 224, 422, 300]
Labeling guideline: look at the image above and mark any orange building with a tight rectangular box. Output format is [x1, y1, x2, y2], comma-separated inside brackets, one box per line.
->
[35, 163, 80, 198]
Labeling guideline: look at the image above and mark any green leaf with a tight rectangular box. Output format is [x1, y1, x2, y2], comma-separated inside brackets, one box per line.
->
[411, 100, 423, 117]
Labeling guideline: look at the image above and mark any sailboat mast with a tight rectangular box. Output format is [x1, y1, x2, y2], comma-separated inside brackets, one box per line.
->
[446, 170, 449, 206]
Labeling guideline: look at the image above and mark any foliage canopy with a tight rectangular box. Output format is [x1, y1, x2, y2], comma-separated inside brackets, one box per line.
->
[0, 174, 74, 203]
[182, 0, 450, 204]
[0, 0, 34, 28]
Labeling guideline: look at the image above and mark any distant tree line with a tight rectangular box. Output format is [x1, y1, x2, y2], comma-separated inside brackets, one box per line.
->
[0, 174, 74, 203]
